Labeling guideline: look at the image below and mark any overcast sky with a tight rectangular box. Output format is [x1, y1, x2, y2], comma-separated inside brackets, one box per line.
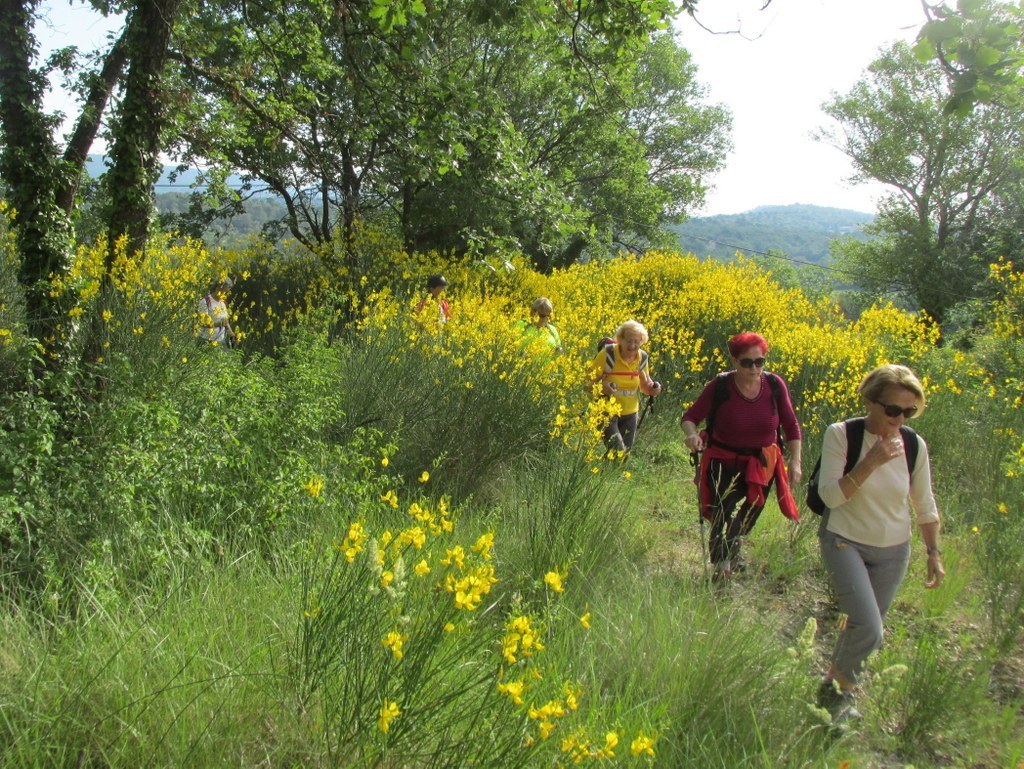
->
[38, 0, 931, 217]
[675, 0, 928, 216]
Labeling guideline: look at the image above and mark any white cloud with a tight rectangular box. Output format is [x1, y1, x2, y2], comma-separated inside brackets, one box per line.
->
[676, 0, 926, 215]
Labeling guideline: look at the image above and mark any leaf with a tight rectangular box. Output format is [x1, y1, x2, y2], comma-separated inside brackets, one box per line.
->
[922, 18, 963, 44]
[974, 45, 1003, 70]
[913, 37, 938, 64]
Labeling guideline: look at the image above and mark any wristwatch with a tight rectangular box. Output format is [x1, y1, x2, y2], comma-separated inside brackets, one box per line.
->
[926, 545, 942, 556]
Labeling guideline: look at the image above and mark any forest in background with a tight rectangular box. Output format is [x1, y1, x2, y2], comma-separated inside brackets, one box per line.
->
[151, 185, 877, 263]
[670, 204, 873, 264]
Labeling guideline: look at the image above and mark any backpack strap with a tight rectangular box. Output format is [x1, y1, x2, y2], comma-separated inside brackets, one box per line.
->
[603, 345, 649, 376]
[842, 418, 867, 476]
[900, 425, 920, 478]
[765, 372, 782, 414]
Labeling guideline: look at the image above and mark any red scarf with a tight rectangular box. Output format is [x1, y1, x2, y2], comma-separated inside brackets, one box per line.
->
[696, 441, 799, 522]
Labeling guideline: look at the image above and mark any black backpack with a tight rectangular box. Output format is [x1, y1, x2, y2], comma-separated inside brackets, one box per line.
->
[806, 417, 919, 515]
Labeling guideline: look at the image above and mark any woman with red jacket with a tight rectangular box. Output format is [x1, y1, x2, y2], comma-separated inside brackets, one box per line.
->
[680, 332, 803, 581]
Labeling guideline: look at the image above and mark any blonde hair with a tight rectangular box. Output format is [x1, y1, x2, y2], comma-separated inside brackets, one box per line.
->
[531, 297, 553, 316]
[858, 364, 926, 413]
[615, 319, 649, 345]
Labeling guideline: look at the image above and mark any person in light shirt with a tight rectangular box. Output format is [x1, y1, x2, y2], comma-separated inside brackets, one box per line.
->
[198, 277, 236, 348]
[814, 363, 945, 726]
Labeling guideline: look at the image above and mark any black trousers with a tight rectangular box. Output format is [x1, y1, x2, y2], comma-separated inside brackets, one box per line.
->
[705, 458, 772, 565]
[603, 412, 638, 452]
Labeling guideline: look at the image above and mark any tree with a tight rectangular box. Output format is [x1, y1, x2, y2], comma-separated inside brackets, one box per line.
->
[0, 0, 178, 354]
[165, 0, 726, 274]
[819, 41, 1024, 322]
[103, 0, 183, 261]
[392, 25, 730, 269]
[1, 0, 79, 345]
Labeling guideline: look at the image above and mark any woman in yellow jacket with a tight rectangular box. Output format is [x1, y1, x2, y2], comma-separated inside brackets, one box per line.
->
[589, 320, 662, 452]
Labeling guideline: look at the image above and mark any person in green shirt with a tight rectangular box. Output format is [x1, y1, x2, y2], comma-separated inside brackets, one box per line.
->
[516, 297, 562, 354]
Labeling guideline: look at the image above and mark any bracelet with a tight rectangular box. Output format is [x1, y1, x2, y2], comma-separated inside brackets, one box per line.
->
[845, 474, 860, 490]
[927, 545, 942, 556]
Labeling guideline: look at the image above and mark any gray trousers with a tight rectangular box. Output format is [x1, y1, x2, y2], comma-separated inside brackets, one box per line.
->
[819, 520, 910, 683]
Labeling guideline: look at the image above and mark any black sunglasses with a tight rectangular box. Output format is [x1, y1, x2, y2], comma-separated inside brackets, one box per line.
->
[738, 357, 766, 369]
[875, 401, 918, 419]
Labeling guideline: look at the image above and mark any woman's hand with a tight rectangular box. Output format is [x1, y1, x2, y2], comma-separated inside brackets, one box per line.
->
[925, 551, 945, 588]
[864, 432, 905, 470]
[680, 418, 702, 452]
[787, 459, 802, 486]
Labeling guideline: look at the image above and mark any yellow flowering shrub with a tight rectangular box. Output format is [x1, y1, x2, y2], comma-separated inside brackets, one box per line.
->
[347, 248, 936, 449]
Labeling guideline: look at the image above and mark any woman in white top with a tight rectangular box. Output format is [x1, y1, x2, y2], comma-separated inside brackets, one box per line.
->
[199, 278, 236, 348]
[816, 364, 945, 724]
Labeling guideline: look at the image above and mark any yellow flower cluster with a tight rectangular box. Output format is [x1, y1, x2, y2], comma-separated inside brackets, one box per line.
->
[378, 700, 400, 733]
[337, 522, 368, 563]
[303, 476, 324, 498]
[381, 630, 407, 660]
[502, 615, 545, 664]
[989, 258, 1024, 341]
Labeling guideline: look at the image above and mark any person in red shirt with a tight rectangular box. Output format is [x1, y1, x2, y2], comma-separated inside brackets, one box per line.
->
[415, 274, 452, 326]
[680, 332, 803, 581]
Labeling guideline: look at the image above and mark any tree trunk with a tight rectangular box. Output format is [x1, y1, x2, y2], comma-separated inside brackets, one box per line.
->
[104, 0, 183, 265]
[57, 29, 131, 213]
[0, 0, 73, 345]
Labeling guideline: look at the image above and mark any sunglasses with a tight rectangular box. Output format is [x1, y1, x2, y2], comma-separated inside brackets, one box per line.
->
[738, 357, 767, 369]
[538, 314, 550, 318]
[875, 401, 918, 419]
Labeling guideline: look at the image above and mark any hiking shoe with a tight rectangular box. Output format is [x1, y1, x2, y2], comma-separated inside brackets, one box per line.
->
[732, 554, 748, 573]
[816, 680, 862, 726]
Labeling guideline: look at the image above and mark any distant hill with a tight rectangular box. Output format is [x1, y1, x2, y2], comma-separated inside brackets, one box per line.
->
[85, 158, 873, 257]
[670, 204, 874, 264]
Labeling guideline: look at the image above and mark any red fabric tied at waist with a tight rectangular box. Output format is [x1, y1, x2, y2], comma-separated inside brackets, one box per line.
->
[696, 438, 799, 522]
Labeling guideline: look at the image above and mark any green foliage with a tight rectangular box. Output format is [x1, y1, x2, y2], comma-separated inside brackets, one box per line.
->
[820, 41, 1024, 323]
[165, 2, 727, 271]
[3, 240, 1024, 767]
[872, 628, 992, 762]
[918, 334, 1024, 654]
[489, 447, 638, 597]
[916, 0, 1024, 113]
[329, 321, 558, 495]
[295, 521, 532, 764]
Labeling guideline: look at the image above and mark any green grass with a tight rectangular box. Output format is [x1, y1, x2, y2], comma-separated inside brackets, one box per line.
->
[2, 311, 1023, 768]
